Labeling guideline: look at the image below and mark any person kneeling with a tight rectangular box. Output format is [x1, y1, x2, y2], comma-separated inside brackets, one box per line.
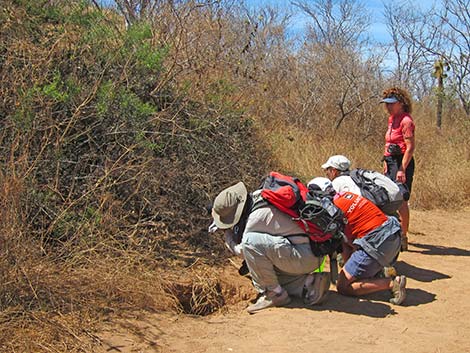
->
[210, 182, 330, 314]
[308, 177, 406, 305]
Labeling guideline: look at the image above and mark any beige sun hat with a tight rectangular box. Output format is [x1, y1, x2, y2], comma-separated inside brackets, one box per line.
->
[211, 182, 248, 229]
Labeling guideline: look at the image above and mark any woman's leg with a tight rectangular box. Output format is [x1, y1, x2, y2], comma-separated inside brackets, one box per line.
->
[398, 201, 409, 250]
[400, 158, 414, 250]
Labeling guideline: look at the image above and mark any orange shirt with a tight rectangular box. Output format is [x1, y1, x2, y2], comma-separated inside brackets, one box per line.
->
[334, 192, 387, 240]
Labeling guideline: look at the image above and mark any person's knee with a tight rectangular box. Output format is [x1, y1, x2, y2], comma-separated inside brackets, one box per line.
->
[336, 273, 353, 296]
[336, 281, 351, 295]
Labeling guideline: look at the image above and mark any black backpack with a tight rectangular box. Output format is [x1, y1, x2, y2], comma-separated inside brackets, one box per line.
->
[299, 187, 347, 257]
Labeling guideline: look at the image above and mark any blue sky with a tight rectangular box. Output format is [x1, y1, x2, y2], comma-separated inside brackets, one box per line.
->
[246, 0, 438, 44]
[98, 0, 438, 44]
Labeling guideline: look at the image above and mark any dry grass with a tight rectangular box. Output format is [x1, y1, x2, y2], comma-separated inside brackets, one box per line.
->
[262, 102, 470, 210]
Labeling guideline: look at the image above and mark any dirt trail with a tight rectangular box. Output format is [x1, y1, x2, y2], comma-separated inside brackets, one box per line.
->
[95, 209, 470, 353]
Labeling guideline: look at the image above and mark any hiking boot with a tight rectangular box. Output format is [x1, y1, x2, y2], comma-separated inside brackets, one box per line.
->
[390, 275, 407, 305]
[303, 272, 331, 306]
[246, 289, 291, 314]
[401, 236, 409, 251]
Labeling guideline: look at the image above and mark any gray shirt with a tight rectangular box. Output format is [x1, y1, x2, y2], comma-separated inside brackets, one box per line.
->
[225, 204, 306, 257]
[245, 205, 305, 236]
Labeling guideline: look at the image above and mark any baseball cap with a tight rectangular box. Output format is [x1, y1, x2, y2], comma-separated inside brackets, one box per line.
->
[211, 182, 248, 229]
[321, 155, 351, 171]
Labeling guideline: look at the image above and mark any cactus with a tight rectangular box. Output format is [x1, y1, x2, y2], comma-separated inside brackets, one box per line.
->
[432, 59, 450, 129]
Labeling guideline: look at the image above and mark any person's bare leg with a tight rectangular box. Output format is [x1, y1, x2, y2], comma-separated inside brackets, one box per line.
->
[398, 201, 410, 235]
[336, 269, 392, 296]
[399, 201, 410, 250]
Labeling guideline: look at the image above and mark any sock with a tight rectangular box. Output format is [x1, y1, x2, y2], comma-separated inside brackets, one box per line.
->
[269, 285, 283, 294]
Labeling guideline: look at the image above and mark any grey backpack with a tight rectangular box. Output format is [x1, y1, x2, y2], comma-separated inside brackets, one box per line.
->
[350, 168, 404, 215]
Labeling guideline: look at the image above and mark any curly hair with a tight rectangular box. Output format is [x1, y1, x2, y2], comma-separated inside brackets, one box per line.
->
[382, 87, 413, 114]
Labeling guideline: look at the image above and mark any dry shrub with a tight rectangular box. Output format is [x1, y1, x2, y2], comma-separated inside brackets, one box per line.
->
[0, 241, 190, 351]
[166, 267, 226, 316]
[0, 310, 97, 353]
[411, 103, 470, 209]
[261, 118, 384, 183]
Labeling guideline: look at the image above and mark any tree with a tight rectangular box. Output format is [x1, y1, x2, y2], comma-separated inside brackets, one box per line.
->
[385, 0, 470, 118]
[291, 0, 370, 50]
[290, 0, 381, 132]
[383, 1, 433, 98]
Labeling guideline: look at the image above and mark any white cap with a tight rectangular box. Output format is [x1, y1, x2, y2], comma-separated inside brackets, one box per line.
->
[321, 155, 351, 171]
[307, 177, 335, 194]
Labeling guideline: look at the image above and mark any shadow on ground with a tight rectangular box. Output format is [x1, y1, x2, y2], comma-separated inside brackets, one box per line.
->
[394, 261, 451, 282]
[286, 286, 435, 317]
[408, 242, 470, 256]
[287, 286, 437, 316]
[286, 292, 396, 318]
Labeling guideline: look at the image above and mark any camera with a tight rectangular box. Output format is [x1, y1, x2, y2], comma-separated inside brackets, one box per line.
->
[387, 143, 402, 156]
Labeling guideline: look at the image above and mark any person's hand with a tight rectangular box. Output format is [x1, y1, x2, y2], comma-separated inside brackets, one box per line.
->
[396, 170, 406, 183]
[224, 229, 243, 257]
[208, 220, 218, 233]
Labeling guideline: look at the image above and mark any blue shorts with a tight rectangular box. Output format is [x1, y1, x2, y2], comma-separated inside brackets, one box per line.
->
[344, 248, 382, 279]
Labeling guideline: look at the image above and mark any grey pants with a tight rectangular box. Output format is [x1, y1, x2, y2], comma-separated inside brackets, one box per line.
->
[242, 232, 323, 297]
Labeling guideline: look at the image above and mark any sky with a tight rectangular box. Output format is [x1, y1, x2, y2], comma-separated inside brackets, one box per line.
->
[98, 0, 438, 44]
[246, 0, 438, 45]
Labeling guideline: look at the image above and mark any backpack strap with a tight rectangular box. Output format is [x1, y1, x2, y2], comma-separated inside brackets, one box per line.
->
[231, 195, 255, 243]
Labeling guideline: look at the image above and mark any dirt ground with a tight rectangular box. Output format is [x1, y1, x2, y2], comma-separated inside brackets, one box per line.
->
[94, 209, 470, 353]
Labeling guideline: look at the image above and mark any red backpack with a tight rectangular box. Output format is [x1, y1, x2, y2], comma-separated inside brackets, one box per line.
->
[256, 171, 343, 243]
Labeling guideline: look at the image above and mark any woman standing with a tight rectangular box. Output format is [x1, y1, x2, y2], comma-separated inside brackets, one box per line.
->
[381, 87, 416, 251]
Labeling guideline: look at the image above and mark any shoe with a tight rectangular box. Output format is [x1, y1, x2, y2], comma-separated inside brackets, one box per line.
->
[401, 236, 409, 251]
[246, 289, 291, 314]
[390, 275, 406, 305]
[303, 272, 330, 306]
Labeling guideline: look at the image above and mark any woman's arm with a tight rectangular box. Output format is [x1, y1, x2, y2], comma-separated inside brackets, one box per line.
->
[396, 135, 415, 183]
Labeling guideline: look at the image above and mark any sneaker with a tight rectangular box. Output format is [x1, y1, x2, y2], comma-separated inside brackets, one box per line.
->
[246, 289, 291, 314]
[303, 272, 330, 306]
[390, 275, 407, 305]
[401, 236, 409, 251]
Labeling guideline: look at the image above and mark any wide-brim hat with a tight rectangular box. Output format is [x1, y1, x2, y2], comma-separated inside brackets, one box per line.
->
[211, 182, 248, 229]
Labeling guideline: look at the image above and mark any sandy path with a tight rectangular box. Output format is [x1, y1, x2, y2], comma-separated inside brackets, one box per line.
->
[96, 209, 470, 353]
